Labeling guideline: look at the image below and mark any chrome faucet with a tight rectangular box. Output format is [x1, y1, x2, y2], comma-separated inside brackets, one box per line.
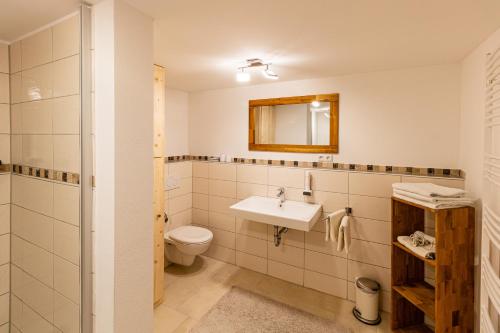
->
[276, 187, 285, 207]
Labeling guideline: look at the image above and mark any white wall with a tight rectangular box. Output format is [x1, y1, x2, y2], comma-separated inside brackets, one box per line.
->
[189, 65, 461, 168]
[165, 88, 189, 155]
[94, 0, 154, 332]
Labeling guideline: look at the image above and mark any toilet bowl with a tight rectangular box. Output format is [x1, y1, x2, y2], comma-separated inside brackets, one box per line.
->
[164, 225, 213, 266]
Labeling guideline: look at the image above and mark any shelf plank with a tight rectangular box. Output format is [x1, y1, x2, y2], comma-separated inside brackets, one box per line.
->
[393, 241, 436, 267]
[393, 324, 434, 333]
[393, 282, 435, 320]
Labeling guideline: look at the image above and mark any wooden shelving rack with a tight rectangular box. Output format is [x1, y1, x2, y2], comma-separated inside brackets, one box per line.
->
[391, 197, 475, 332]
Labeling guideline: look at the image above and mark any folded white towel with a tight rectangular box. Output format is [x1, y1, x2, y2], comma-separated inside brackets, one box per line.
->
[397, 235, 435, 258]
[337, 215, 351, 254]
[393, 189, 474, 203]
[393, 193, 474, 209]
[325, 209, 344, 242]
[392, 182, 465, 198]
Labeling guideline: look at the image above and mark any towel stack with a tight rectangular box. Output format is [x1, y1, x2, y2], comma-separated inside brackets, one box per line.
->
[392, 182, 474, 209]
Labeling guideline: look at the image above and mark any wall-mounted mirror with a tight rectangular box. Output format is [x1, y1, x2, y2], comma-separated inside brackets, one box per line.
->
[249, 94, 339, 153]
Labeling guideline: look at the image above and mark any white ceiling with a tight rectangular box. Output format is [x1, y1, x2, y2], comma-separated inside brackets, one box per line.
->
[0, 0, 81, 42]
[125, 0, 500, 92]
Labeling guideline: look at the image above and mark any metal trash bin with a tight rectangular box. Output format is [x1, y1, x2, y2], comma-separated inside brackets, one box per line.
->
[352, 277, 381, 325]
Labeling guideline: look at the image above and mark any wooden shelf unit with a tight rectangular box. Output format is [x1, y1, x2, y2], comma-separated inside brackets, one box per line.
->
[391, 197, 475, 332]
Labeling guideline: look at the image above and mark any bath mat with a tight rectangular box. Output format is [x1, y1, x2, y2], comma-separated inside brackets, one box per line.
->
[190, 287, 349, 333]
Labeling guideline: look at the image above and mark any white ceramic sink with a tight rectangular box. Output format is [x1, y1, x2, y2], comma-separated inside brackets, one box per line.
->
[229, 196, 323, 231]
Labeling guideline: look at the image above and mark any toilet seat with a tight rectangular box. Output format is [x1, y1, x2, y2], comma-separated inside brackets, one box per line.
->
[166, 225, 213, 245]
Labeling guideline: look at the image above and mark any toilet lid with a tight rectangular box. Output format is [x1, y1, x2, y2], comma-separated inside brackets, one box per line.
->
[167, 226, 213, 244]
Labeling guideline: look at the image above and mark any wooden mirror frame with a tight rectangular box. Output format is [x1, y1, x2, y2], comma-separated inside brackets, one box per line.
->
[249, 94, 339, 153]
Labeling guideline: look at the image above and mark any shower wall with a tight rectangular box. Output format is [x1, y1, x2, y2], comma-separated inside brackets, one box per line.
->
[0, 42, 11, 332]
[9, 14, 81, 332]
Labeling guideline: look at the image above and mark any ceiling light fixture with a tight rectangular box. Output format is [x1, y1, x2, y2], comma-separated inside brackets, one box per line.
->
[236, 58, 279, 82]
[236, 68, 250, 82]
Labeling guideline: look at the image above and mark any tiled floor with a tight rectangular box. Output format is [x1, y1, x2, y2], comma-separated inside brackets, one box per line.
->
[154, 256, 391, 333]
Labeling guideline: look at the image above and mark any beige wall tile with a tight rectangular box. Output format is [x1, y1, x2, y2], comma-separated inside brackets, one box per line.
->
[310, 170, 348, 193]
[0, 105, 9, 134]
[0, 204, 9, 236]
[10, 135, 22, 164]
[349, 172, 401, 198]
[192, 162, 208, 178]
[20, 297, 55, 332]
[305, 231, 346, 258]
[235, 218, 267, 240]
[235, 251, 267, 274]
[10, 73, 22, 104]
[168, 193, 192, 215]
[21, 134, 53, 169]
[236, 164, 267, 184]
[21, 29, 52, 70]
[0, 74, 9, 104]
[9, 41, 21, 74]
[0, 44, 8, 74]
[349, 195, 391, 221]
[350, 217, 390, 245]
[54, 291, 79, 333]
[52, 15, 80, 60]
[0, 235, 8, 265]
[0, 175, 10, 205]
[304, 270, 347, 298]
[209, 179, 236, 198]
[12, 236, 53, 286]
[0, 293, 8, 326]
[210, 227, 235, 249]
[10, 294, 22, 328]
[347, 260, 391, 291]
[0, 264, 8, 295]
[307, 191, 348, 212]
[54, 221, 79, 265]
[268, 167, 304, 188]
[192, 177, 208, 194]
[267, 226, 304, 248]
[12, 176, 53, 216]
[401, 176, 464, 189]
[54, 257, 79, 304]
[268, 260, 303, 285]
[53, 55, 79, 98]
[305, 250, 347, 279]
[192, 193, 208, 210]
[54, 184, 79, 226]
[204, 244, 235, 265]
[169, 161, 192, 179]
[0, 135, 9, 164]
[10, 104, 22, 134]
[192, 208, 208, 226]
[208, 162, 236, 181]
[268, 243, 304, 268]
[236, 182, 267, 199]
[11, 205, 53, 252]
[11, 265, 53, 321]
[21, 100, 53, 134]
[208, 211, 235, 232]
[168, 177, 192, 198]
[235, 234, 267, 258]
[168, 209, 192, 230]
[21, 63, 53, 102]
[208, 196, 236, 215]
[53, 134, 80, 173]
[52, 95, 80, 134]
[348, 239, 391, 268]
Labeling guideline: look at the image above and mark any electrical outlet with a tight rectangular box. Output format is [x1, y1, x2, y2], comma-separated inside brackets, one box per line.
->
[318, 155, 333, 162]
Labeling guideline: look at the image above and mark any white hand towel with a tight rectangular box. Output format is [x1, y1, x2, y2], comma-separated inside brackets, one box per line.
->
[392, 182, 465, 198]
[393, 189, 474, 203]
[325, 217, 330, 241]
[338, 215, 351, 254]
[327, 209, 345, 242]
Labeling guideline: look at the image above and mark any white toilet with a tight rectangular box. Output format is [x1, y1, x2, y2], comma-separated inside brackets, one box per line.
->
[164, 225, 213, 266]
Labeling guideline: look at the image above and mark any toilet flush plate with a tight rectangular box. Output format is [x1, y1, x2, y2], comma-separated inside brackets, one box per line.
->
[230, 196, 322, 232]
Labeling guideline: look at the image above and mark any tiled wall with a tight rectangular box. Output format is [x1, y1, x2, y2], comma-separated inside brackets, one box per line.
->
[164, 161, 193, 232]
[0, 42, 11, 332]
[164, 160, 464, 312]
[8, 14, 81, 333]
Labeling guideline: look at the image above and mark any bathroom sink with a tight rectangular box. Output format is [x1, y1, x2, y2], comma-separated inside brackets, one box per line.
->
[229, 196, 323, 231]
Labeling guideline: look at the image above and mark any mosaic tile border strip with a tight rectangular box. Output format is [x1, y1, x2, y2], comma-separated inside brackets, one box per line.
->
[0, 164, 11, 173]
[165, 155, 464, 178]
[12, 164, 80, 185]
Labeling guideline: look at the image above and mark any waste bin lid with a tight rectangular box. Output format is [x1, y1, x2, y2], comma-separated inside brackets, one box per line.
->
[355, 277, 380, 294]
